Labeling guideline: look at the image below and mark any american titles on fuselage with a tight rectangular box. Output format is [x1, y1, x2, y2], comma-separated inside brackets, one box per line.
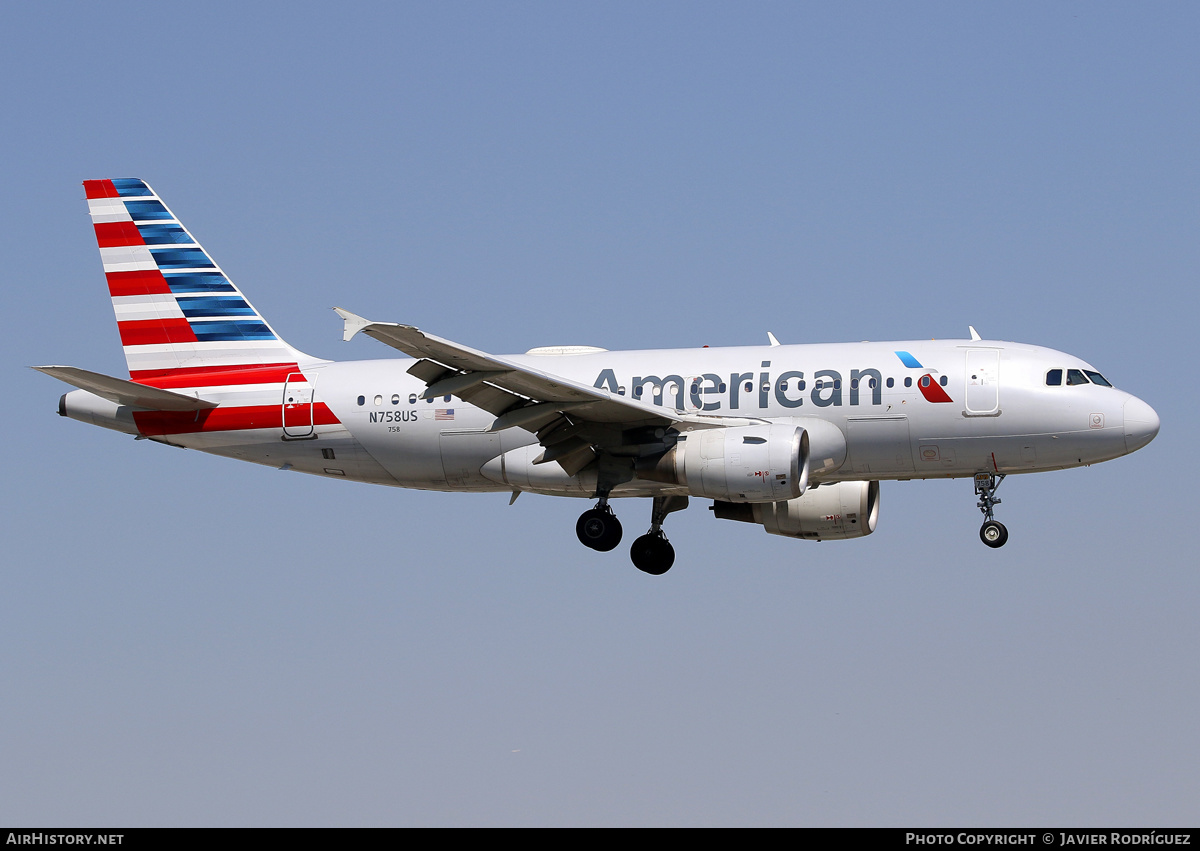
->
[591, 360, 953, 410]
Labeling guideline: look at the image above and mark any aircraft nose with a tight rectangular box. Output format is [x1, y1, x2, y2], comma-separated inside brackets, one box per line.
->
[1123, 396, 1160, 453]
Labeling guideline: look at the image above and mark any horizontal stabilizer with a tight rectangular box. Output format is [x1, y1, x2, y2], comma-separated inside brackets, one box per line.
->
[32, 366, 219, 411]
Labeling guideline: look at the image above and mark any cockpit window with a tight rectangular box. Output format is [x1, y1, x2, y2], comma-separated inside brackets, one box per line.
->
[1066, 369, 1090, 386]
[1046, 369, 1063, 386]
[1084, 370, 1112, 387]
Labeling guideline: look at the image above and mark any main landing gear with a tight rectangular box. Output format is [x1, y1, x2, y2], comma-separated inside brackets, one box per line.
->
[630, 495, 688, 576]
[575, 494, 688, 575]
[974, 472, 1009, 548]
[576, 499, 623, 552]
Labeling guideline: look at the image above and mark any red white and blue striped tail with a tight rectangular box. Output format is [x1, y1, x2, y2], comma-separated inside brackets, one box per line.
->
[84, 178, 321, 387]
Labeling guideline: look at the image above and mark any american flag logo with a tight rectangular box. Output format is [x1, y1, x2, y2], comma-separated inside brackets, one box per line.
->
[435, 408, 455, 421]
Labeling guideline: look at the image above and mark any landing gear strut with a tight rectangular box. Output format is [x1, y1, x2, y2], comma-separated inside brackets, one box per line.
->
[576, 493, 690, 574]
[576, 495, 622, 552]
[974, 472, 1009, 548]
[630, 496, 688, 575]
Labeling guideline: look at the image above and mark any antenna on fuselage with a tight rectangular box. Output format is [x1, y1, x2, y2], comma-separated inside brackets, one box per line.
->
[969, 325, 982, 341]
[767, 332, 781, 347]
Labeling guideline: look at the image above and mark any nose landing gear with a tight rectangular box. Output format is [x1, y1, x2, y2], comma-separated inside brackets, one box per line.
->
[974, 472, 1008, 548]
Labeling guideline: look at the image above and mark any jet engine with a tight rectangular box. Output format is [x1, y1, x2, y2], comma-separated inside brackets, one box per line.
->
[711, 480, 880, 540]
[637, 423, 809, 503]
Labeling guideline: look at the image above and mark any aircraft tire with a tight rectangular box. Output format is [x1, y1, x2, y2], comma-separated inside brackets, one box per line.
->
[577, 508, 622, 552]
[979, 520, 1009, 548]
[630, 533, 675, 575]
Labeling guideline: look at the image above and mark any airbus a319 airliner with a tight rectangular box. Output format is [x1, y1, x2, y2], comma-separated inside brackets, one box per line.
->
[37, 179, 1161, 574]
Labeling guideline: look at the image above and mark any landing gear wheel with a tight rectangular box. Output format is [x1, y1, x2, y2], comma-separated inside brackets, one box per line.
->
[980, 520, 1009, 548]
[630, 533, 675, 575]
[576, 507, 623, 552]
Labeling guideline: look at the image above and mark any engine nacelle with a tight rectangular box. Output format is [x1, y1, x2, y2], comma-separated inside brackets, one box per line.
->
[712, 480, 880, 540]
[782, 417, 847, 477]
[639, 424, 809, 503]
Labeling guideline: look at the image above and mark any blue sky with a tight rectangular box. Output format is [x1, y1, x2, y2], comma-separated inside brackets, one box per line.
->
[2, 2, 1196, 826]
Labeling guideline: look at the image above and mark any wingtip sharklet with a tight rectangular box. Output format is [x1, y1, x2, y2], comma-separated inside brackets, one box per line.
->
[333, 307, 371, 342]
[334, 308, 419, 343]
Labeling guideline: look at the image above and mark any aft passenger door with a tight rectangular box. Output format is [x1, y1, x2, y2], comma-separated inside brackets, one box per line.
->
[282, 372, 316, 439]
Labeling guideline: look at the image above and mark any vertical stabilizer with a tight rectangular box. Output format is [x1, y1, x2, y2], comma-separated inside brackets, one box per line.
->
[84, 178, 320, 383]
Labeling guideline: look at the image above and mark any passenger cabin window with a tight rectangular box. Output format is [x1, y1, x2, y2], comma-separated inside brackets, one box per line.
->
[904, 377, 912, 388]
[1067, 369, 1089, 386]
[1046, 369, 1063, 386]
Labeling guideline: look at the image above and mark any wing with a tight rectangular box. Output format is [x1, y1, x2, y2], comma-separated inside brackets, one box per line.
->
[334, 309, 761, 478]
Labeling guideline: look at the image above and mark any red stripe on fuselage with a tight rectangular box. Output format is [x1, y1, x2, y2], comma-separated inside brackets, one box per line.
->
[118, 318, 198, 346]
[132, 402, 339, 435]
[132, 363, 305, 389]
[107, 270, 172, 297]
[918, 374, 954, 403]
[94, 221, 144, 247]
[83, 179, 118, 199]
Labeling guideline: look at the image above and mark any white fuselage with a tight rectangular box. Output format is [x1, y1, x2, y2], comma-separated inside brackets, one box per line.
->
[64, 337, 1157, 499]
